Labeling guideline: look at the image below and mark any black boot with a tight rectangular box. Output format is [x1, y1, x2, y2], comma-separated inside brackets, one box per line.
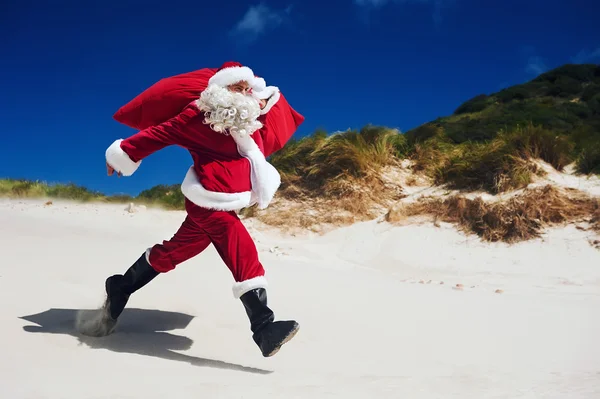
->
[104, 252, 159, 320]
[78, 252, 159, 337]
[240, 288, 299, 357]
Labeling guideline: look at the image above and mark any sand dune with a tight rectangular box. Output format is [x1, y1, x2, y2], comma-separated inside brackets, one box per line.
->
[1, 197, 599, 398]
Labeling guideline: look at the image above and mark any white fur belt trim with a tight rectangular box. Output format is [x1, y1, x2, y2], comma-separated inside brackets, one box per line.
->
[232, 276, 268, 298]
[181, 167, 253, 211]
[180, 126, 281, 211]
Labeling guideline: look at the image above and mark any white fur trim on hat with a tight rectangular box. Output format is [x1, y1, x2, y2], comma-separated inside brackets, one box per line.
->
[232, 276, 268, 298]
[208, 66, 256, 88]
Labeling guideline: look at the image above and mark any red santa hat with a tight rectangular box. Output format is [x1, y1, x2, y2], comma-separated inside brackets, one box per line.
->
[209, 61, 266, 91]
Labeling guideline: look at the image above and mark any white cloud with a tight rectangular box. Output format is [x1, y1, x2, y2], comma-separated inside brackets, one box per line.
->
[231, 3, 291, 42]
[525, 56, 548, 75]
[572, 47, 600, 64]
[353, 0, 451, 26]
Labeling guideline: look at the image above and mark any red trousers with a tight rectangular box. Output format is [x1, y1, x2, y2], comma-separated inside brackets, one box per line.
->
[147, 199, 265, 285]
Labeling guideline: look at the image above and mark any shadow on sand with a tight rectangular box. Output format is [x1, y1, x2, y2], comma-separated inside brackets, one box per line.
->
[19, 307, 271, 375]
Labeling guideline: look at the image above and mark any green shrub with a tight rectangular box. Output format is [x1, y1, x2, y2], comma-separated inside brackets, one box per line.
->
[572, 127, 600, 174]
[498, 124, 574, 170]
[438, 139, 536, 193]
[581, 83, 600, 102]
[588, 94, 600, 115]
[415, 124, 575, 193]
[0, 179, 102, 201]
[305, 126, 404, 187]
[545, 76, 583, 97]
[404, 123, 443, 145]
[576, 143, 600, 174]
[497, 86, 530, 103]
[411, 134, 461, 182]
[405, 64, 600, 146]
[137, 184, 185, 209]
[270, 126, 405, 194]
[454, 94, 492, 115]
[46, 183, 101, 201]
[534, 64, 598, 84]
[3, 180, 48, 197]
[268, 129, 327, 176]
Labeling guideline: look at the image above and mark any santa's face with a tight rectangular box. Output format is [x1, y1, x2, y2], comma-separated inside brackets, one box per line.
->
[196, 82, 263, 137]
[227, 80, 252, 96]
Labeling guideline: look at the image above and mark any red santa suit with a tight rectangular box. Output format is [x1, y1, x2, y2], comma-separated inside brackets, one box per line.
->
[104, 62, 304, 299]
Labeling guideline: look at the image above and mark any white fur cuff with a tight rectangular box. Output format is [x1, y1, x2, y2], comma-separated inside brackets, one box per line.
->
[257, 88, 280, 115]
[105, 139, 141, 176]
[232, 276, 268, 298]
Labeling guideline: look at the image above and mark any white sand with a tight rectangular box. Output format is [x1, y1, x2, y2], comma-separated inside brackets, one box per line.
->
[1, 197, 600, 398]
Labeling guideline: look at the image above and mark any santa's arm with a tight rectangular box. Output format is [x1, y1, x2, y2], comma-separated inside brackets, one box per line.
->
[105, 104, 200, 176]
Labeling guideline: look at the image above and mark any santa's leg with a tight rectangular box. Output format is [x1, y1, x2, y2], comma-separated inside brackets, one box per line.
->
[199, 207, 299, 357]
[78, 215, 211, 336]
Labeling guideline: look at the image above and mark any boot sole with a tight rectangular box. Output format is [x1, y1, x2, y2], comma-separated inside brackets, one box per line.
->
[264, 322, 300, 357]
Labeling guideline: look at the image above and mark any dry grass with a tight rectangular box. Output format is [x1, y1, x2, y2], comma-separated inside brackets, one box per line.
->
[262, 127, 411, 230]
[386, 185, 600, 243]
[591, 207, 600, 232]
[240, 197, 358, 233]
[241, 167, 406, 231]
[251, 123, 591, 233]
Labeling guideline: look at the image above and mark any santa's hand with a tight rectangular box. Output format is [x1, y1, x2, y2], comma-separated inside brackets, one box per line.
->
[106, 162, 122, 177]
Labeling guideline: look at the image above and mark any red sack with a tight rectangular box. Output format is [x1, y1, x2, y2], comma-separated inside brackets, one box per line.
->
[259, 93, 305, 157]
[113, 67, 218, 130]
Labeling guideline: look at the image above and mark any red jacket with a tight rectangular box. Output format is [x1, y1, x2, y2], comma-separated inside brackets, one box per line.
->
[105, 91, 304, 211]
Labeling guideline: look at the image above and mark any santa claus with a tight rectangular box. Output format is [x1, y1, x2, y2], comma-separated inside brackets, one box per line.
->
[85, 61, 304, 358]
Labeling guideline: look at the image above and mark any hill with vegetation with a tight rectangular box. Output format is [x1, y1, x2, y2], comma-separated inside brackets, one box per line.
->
[405, 63, 600, 174]
[2, 63, 600, 245]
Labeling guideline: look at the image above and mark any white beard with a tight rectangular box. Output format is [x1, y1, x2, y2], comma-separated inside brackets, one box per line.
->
[195, 84, 263, 137]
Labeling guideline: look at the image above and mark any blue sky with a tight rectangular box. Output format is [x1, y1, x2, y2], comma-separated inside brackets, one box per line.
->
[1, 0, 599, 196]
